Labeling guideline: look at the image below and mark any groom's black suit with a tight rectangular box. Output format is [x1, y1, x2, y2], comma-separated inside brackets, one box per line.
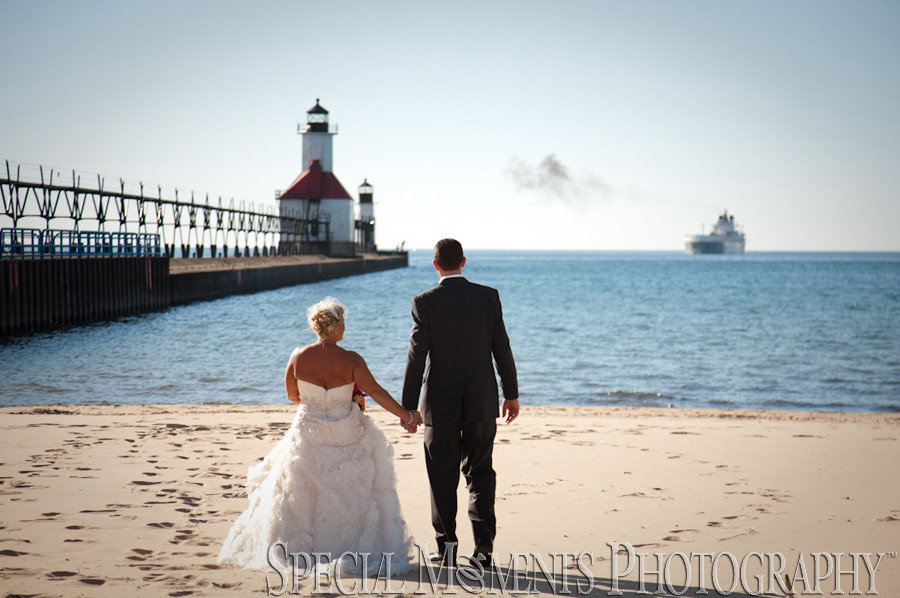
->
[402, 276, 518, 556]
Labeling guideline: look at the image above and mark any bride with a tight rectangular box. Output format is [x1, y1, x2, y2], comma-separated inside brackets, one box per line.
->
[218, 297, 423, 575]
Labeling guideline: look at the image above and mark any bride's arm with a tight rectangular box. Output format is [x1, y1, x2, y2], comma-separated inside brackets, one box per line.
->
[350, 352, 421, 425]
[284, 350, 301, 406]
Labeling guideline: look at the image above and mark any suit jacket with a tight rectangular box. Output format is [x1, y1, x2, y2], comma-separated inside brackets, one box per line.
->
[402, 277, 518, 425]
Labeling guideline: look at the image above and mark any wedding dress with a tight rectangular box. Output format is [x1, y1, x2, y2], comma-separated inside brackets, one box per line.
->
[218, 380, 415, 574]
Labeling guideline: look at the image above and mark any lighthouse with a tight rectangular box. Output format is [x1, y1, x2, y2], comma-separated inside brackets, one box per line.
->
[278, 99, 356, 257]
[356, 179, 376, 253]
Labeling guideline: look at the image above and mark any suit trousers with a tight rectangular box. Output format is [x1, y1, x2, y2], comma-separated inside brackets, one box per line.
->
[423, 419, 497, 555]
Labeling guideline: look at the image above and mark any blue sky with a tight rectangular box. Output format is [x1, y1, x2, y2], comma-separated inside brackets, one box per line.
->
[2, 0, 898, 251]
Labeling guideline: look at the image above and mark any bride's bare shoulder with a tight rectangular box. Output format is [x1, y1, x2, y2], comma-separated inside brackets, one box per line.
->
[342, 349, 369, 368]
[290, 344, 316, 358]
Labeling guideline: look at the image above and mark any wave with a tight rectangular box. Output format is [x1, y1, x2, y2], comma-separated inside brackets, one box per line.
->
[577, 390, 685, 407]
[760, 397, 858, 411]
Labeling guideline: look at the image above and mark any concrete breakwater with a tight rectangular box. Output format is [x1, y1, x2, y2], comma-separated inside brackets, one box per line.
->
[1, 253, 407, 336]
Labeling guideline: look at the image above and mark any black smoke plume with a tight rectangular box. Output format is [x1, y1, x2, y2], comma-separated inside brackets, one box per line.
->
[506, 154, 611, 203]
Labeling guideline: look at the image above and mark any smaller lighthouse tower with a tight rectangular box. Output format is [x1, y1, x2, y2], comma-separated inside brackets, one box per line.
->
[356, 179, 376, 253]
[278, 99, 355, 256]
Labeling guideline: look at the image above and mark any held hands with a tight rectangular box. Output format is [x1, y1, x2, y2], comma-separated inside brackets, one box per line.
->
[401, 410, 423, 433]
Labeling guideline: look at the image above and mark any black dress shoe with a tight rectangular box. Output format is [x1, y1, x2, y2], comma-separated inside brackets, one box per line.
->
[462, 549, 493, 572]
[473, 546, 493, 564]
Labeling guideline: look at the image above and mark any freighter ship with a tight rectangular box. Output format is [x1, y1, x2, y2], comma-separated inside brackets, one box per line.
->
[685, 211, 746, 254]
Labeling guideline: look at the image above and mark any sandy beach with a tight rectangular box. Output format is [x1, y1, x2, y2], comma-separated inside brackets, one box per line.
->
[1, 404, 897, 597]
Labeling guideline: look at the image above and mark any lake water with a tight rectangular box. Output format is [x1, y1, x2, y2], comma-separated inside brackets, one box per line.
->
[2, 250, 898, 412]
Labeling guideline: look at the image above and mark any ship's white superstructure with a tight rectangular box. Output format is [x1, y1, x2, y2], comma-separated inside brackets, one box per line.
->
[685, 211, 746, 254]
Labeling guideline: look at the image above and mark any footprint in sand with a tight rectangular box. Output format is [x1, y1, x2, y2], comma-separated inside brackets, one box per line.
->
[147, 522, 175, 529]
[663, 529, 698, 542]
[47, 571, 78, 578]
[0, 549, 28, 556]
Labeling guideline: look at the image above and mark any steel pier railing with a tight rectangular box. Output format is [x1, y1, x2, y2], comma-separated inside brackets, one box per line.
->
[1, 228, 162, 258]
[0, 160, 331, 258]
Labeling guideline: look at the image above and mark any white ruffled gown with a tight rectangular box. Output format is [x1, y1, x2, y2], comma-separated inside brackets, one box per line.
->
[218, 380, 415, 574]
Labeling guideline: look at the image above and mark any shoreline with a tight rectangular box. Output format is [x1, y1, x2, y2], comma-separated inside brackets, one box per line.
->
[1, 404, 898, 596]
[3, 402, 898, 421]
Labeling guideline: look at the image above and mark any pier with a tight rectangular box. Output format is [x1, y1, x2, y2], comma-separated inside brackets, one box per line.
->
[167, 253, 406, 306]
[1, 253, 407, 337]
[1, 161, 407, 337]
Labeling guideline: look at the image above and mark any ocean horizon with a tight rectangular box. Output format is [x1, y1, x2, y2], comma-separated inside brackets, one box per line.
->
[2, 250, 898, 412]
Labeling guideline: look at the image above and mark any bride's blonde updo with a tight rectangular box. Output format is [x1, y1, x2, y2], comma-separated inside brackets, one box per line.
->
[306, 297, 346, 338]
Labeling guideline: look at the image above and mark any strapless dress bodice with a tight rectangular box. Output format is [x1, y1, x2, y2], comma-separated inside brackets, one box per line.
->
[296, 379, 355, 419]
[294, 380, 362, 447]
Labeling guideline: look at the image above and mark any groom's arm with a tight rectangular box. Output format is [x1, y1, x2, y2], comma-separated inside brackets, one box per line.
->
[490, 291, 518, 402]
[402, 297, 430, 411]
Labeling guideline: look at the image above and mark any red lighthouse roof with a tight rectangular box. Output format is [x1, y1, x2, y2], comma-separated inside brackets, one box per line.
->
[280, 160, 353, 200]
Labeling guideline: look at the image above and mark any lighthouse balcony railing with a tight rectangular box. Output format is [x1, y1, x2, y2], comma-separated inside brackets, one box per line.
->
[296, 123, 338, 135]
[1, 228, 162, 259]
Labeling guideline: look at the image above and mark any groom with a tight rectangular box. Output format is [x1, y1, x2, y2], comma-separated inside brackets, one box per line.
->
[402, 238, 519, 567]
